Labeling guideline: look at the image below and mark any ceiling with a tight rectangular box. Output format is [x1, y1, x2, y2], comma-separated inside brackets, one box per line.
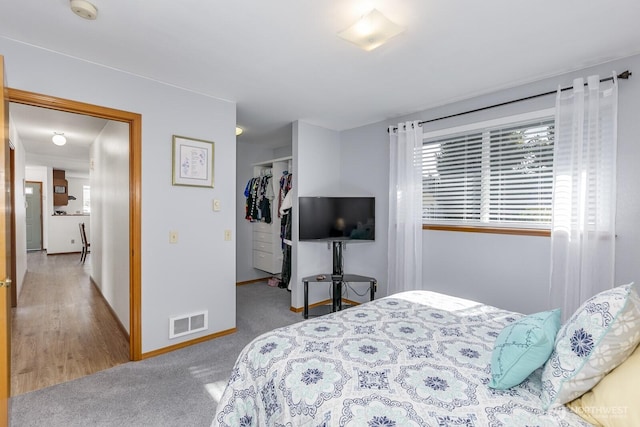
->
[10, 103, 108, 176]
[2, 0, 640, 152]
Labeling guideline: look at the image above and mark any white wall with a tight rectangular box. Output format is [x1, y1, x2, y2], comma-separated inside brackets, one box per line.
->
[1, 37, 237, 353]
[338, 54, 640, 315]
[422, 231, 551, 314]
[89, 140, 103, 304]
[292, 121, 343, 309]
[10, 116, 27, 300]
[65, 176, 89, 215]
[90, 121, 129, 332]
[339, 122, 389, 304]
[273, 145, 292, 159]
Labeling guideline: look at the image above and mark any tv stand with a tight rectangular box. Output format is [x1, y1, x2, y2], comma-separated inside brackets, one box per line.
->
[302, 241, 377, 319]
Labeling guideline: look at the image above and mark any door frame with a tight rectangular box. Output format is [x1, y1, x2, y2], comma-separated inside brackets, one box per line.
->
[7, 88, 143, 361]
[24, 181, 43, 253]
[1, 54, 11, 427]
[9, 148, 16, 308]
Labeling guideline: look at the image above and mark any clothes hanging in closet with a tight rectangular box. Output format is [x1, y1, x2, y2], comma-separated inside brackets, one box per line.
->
[278, 172, 293, 218]
[244, 175, 274, 223]
[279, 191, 293, 290]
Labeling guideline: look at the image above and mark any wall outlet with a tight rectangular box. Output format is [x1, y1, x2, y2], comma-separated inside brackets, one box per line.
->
[71, 239, 75, 244]
[169, 231, 179, 244]
[224, 230, 232, 241]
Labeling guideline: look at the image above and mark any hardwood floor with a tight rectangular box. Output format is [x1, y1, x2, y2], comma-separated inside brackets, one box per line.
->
[10, 251, 129, 396]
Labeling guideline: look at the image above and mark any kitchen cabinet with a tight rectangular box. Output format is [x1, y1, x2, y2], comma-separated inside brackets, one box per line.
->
[53, 169, 68, 206]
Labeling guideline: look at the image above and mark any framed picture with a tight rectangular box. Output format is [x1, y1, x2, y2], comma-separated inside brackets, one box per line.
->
[172, 135, 215, 188]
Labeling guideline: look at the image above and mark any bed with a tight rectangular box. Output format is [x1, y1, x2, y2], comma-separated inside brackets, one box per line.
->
[213, 290, 593, 426]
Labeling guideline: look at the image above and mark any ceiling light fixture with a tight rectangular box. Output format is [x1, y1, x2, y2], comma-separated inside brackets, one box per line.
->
[338, 9, 405, 51]
[52, 132, 67, 146]
[70, 0, 98, 20]
[236, 127, 243, 136]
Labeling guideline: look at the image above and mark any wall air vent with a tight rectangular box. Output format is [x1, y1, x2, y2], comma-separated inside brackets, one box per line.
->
[169, 310, 208, 339]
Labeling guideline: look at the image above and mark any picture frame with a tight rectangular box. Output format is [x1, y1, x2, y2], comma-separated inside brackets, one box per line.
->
[172, 135, 215, 188]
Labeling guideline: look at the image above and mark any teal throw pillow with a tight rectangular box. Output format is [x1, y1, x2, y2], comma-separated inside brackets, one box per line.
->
[489, 309, 561, 389]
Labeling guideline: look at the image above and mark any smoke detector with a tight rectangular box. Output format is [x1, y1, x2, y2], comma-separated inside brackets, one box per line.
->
[70, 0, 98, 20]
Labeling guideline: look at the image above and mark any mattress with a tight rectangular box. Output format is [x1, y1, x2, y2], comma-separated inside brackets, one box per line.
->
[213, 290, 591, 426]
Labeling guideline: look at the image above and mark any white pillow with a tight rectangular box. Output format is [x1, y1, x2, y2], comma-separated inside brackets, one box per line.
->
[541, 282, 640, 410]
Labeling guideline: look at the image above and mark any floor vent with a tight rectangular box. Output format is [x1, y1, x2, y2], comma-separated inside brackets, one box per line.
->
[169, 310, 208, 339]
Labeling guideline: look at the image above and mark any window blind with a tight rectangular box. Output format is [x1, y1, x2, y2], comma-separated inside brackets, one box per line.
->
[422, 117, 554, 228]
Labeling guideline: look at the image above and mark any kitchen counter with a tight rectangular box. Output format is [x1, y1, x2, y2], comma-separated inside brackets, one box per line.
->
[48, 215, 91, 254]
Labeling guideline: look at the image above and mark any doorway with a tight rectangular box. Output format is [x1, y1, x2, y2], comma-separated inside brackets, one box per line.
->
[24, 182, 42, 251]
[7, 88, 142, 363]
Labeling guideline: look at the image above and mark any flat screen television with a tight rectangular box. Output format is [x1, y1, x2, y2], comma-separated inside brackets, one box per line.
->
[298, 196, 375, 241]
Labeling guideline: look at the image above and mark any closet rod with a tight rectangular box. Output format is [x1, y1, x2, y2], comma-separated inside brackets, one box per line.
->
[388, 70, 632, 132]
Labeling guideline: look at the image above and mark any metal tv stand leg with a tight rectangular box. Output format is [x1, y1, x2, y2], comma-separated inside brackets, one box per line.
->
[332, 241, 344, 312]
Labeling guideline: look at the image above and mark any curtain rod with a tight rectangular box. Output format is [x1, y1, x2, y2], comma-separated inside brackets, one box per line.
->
[388, 70, 632, 132]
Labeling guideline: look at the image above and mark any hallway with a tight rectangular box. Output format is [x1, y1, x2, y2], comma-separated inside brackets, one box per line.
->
[11, 252, 129, 395]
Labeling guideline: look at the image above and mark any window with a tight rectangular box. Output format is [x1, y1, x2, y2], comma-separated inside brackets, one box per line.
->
[421, 110, 555, 230]
[83, 185, 91, 214]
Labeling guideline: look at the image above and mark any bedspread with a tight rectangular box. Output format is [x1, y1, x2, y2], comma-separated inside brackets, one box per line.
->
[213, 291, 591, 426]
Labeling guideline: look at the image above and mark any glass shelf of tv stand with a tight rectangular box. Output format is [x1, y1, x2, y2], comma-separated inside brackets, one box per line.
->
[302, 274, 377, 319]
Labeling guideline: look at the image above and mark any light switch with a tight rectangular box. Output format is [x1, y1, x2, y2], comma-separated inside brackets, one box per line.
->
[213, 199, 221, 211]
[169, 231, 179, 244]
[224, 230, 232, 241]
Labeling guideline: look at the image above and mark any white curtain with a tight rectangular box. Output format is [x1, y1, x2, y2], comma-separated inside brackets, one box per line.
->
[388, 121, 423, 294]
[549, 74, 618, 319]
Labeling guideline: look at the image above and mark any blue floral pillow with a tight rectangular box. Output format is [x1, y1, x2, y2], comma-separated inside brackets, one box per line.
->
[541, 282, 640, 409]
[489, 309, 561, 389]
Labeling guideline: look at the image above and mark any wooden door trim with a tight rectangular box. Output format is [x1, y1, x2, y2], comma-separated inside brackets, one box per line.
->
[7, 88, 143, 361]
[9, 149, 16, 307]
[1, 54, 10, 427]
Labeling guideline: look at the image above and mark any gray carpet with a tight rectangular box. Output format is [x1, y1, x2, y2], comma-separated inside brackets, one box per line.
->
[10, 282, 301, 427]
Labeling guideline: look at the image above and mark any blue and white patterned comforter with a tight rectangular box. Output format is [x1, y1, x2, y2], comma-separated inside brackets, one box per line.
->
[213, 291, 591, 426]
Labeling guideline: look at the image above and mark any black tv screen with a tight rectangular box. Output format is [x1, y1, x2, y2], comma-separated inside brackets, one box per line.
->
[298, 197, 375, 241]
